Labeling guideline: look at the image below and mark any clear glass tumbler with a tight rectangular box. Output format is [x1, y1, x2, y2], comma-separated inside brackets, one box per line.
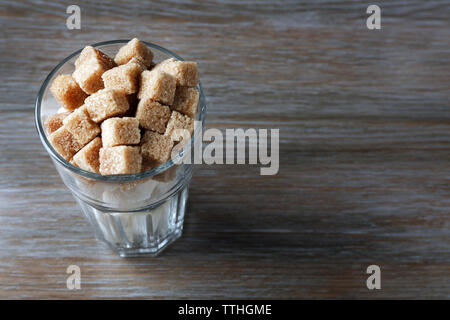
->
[35, 40, 206, 257]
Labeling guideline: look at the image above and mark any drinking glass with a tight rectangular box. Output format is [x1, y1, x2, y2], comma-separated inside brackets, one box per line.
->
[35, 40, 206, 257]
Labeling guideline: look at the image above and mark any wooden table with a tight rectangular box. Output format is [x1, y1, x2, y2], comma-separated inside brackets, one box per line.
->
[0, 0, 449, 299]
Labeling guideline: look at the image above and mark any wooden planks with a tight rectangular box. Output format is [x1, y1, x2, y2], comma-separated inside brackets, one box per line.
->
[0, 0, 449, 299]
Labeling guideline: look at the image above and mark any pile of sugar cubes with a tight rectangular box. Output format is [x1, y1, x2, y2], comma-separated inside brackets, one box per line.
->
[45, 38, 199, 176]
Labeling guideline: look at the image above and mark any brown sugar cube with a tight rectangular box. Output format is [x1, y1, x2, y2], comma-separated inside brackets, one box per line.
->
[164, 111, 194, 142]
[114, 38, 153, 67]
[50, 74, 87, 111]
[44, 112, 70, 134]
[128, 57, 147, 72]
[48, 126, 83, 160]
[172, 87, 199, 118]
[154, 58, 198, 87]
[101, 62, 142, 94]
[73, 47, 115, 94]
[135, 98, 171, 133]
[101, 117, 140, 147]
[63, 106, 100, 145]
[137, 70, 176, 105]
[72, 59, 106, 94]
[141, 130, 174, 166]
[84, 88, 129, 123]
[75, 46, 115, 69]
[72, 137, 102, 173]
[99, 146, 142, 175]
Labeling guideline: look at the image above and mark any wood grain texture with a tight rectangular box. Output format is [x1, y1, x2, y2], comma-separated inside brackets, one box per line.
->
[0, 0, 449, 299]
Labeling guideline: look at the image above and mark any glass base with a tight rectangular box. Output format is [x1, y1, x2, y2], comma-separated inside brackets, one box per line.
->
[100, 228, 183, 257]
[75, 185, 188, 257]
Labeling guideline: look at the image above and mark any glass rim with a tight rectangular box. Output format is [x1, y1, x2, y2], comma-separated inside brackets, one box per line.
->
[35, 39, 206, 182]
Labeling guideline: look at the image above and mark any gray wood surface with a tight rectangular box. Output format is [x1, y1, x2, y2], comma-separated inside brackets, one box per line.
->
[0, 0, 449, 299]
